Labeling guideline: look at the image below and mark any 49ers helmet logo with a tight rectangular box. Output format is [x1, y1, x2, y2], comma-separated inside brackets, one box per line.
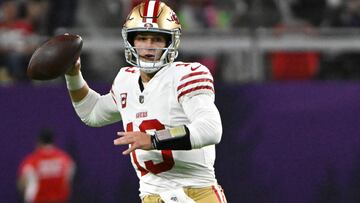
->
[168, 11, 180, 25]
[144, 23, 153, 28]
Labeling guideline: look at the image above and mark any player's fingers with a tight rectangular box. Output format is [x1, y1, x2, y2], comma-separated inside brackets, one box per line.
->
[122, 145, 137, 155]
[66, 57, 81, 75]
[113, 138, 121, 145]
[113, 136, 132, 145]
[117, 131, 136, 137]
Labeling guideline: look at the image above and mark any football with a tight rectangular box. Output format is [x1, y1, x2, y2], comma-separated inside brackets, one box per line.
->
[27, 34, 83, 80]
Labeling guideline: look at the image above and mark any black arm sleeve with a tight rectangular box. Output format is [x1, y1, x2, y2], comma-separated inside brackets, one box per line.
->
[151, 126, 192, 150]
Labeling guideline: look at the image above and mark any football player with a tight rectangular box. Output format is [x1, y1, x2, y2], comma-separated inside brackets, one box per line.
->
[65, 0, 227, 202]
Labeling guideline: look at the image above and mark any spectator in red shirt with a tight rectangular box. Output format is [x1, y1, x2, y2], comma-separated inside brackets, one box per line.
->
[17, 129, 75, 203]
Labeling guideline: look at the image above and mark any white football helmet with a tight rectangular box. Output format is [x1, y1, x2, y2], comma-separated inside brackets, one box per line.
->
[122, 0, 181, 73]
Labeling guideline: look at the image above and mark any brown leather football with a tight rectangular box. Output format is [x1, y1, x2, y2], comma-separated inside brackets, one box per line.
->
[27, 34, 83, 80]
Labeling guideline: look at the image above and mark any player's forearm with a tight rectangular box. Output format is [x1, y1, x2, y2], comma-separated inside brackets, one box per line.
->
[182, 94, 223, 149]
[68, 85, 89, 102]
[186, 109, 222, 148]
[150, 107, 222, 150]
[151, 95, 222, 150]
[72, 90, 121, 127]
[65, 71, 89, 102]
[65, 72, 121, 127]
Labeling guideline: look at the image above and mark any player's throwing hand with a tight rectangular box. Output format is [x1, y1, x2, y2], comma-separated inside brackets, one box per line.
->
[114, 131, 153, 155]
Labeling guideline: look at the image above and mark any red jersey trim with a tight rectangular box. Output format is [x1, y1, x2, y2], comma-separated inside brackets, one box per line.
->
[177, 78, 213, 91]
[180, 71, 209, 81]
[177, 85, 214, 101]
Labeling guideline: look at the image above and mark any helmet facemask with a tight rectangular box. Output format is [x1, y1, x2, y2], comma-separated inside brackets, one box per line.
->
[122, 28, 181, 73]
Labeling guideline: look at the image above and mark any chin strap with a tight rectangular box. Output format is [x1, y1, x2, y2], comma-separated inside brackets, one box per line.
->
[151, 125, 192, 150]
[138, 60, 165, 73]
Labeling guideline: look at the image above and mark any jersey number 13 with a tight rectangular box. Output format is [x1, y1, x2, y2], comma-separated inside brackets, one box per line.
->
[126, 119, 174, 176]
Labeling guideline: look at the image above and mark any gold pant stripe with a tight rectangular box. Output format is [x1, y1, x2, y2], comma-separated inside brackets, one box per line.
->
[142, 185, 227, 203]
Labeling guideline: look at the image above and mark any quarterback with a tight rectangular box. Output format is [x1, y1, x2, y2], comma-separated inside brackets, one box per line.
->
[65, 0, 227, 202]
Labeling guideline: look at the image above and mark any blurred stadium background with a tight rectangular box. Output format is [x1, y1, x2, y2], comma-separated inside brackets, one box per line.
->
[2, 0, 360, 202]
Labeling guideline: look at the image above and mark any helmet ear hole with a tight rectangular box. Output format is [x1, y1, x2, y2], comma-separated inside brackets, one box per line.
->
[164, 34, 172, 47]
[127, 31, 137, 46]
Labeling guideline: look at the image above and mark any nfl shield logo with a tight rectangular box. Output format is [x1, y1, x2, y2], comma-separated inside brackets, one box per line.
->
[139, 95, 144, 104]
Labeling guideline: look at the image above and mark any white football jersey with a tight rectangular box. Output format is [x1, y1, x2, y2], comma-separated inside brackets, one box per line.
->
[111, 62, 218, 196]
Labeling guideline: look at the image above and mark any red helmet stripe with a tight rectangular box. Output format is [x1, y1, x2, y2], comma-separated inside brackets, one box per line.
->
[152, 0, 160, 23]
[142, 0, 150, 22]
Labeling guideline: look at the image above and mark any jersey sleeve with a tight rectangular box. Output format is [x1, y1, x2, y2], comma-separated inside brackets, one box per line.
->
[72, 68, 123, 127]
[72, 90, 121, 127]
[175, 62, 215, 104]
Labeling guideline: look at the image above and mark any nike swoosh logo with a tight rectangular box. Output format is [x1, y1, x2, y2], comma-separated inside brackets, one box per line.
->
[191, 65, 201, 71]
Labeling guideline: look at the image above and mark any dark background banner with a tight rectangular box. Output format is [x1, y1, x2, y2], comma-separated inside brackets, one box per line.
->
[2, 82, 360, 203]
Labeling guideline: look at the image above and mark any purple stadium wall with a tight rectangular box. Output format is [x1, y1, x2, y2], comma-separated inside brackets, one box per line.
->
[1, 81, 360, 202]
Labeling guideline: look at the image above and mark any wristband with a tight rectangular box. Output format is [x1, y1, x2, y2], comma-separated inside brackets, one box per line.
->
[65, 72, 86, 91]
[151, 125, 191, 150]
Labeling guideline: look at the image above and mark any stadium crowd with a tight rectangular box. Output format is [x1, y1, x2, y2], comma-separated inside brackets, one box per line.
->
[0, 0, 360, 84]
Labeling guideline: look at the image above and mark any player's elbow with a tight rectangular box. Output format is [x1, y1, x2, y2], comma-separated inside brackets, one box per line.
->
[189, 117, 223, 148]
[209, 119, 222, 145]
[214, 125, 223, 144]
[205, 109, 223, 145]
[82, 119, 103, 127]
[81, 115, 106, 127]
[81, 113, 104, 128]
